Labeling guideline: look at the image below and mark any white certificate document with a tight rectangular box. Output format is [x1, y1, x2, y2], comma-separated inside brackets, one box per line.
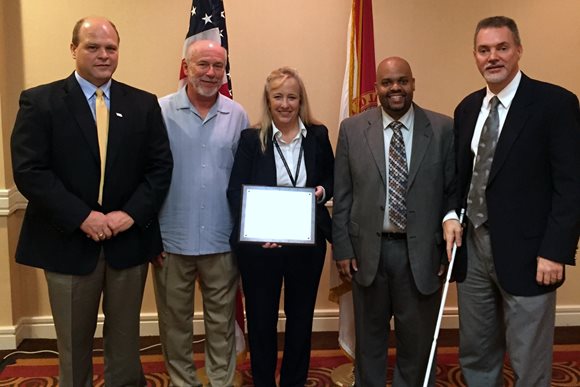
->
[239, 185, 316, 245]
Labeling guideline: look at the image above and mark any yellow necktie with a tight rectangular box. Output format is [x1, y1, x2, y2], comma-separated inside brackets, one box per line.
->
[95, 88, 109, 205]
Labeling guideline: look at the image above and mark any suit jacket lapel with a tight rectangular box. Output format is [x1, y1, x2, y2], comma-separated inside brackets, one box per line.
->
[364, 107, 387, 185]
[488, 74, 532, 185]
[407, 104, 432, 191]
[458, 90, 485, 198]
[460, 91, 485, 159]
[106, 80, 127, 174]
[265, 132, 278, 184]
[302, 126, 316, 187]
[63, 74, 100, 162]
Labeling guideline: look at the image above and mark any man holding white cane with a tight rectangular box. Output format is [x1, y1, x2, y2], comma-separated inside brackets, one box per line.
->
[333, 56, 462, 387]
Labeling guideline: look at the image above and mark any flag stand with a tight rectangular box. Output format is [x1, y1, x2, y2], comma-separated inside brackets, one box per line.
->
[331, 363, 355, 386]
[197, 369, 243, 386]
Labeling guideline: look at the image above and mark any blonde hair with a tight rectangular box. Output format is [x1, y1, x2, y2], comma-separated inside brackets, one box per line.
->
[257, 67, 318, 152]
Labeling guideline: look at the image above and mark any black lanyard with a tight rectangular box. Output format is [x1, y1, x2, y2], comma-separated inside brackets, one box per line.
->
[274, 137, 304, 187]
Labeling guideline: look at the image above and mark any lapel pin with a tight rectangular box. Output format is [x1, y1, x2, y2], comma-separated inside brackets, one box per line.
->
[116, 112, 123, 118]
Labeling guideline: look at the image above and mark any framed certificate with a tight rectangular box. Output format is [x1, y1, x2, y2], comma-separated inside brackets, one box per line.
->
[239, 185, 316, 245]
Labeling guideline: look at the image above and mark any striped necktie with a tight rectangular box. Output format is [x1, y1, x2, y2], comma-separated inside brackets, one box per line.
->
[388, 121, 408, 231]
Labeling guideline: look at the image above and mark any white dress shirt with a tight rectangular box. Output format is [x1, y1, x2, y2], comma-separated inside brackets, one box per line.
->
[443, 71, 522, 223]
[470, 71, 521, 160]
[272, 119, 308, 188]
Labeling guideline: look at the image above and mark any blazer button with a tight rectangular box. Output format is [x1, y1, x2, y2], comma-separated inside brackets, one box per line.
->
[380, 205, 385, 211]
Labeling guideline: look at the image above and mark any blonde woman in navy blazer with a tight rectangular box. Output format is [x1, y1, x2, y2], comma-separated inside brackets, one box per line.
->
[227, 67, 334, 387]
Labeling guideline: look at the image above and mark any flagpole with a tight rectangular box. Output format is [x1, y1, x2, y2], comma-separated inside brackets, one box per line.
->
[422, 209, 465, 387]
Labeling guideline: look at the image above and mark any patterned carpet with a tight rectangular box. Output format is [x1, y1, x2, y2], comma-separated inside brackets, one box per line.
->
[1, 347, 579, 386]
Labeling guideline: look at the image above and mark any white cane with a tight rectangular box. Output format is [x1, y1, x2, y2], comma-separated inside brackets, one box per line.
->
[422, 208, 465, 387]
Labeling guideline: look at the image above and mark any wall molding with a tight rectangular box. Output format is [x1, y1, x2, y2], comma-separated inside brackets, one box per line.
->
[0, 187, 27, 216]
[2, 306, 579, 350]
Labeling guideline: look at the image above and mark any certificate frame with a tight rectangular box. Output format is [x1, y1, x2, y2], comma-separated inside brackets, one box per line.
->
[239, 184, 316, 245]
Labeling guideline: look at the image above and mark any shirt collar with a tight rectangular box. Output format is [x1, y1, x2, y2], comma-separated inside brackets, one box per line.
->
[381, 104, 414, 130]
[75, 71, 111, 101]
[272, 118, 307, 140]
[485, 70, 521, 109]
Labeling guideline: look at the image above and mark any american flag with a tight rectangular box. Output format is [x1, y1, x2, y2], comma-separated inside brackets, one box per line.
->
[180, 0, 246, 358]
[179, 0, 233, 98]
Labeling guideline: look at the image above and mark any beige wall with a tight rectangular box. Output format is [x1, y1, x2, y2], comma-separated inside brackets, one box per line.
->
[0, 0, 579, 347]
[1, 0, 23, 333]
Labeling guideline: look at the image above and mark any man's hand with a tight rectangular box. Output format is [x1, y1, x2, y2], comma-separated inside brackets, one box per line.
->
[314, 185, 324, 200]
[443, 219, 463, 260]
[336, 258, 358, 282]
[106, 211, 134, 236]
[80, 210, 112, 242]
[536, 256, 564, 286]
[151, 252, 166, 268]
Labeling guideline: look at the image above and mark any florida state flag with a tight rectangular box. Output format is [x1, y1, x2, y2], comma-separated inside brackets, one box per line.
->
[331, 0, 377, 359]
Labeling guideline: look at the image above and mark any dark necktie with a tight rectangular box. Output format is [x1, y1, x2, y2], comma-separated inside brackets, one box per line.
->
[388, 121, 408, 231]
[467, 96, 500, 228]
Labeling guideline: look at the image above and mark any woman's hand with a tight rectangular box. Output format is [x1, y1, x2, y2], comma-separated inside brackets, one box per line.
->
[262, 242, 282, 249]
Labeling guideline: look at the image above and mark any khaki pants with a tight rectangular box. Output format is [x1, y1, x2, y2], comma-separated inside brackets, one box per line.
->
[153, 252, 238, 387]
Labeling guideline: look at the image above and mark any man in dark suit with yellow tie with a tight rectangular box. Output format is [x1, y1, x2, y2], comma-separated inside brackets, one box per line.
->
[450, 16, 580, 386]
[11, 17, 172, 386]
